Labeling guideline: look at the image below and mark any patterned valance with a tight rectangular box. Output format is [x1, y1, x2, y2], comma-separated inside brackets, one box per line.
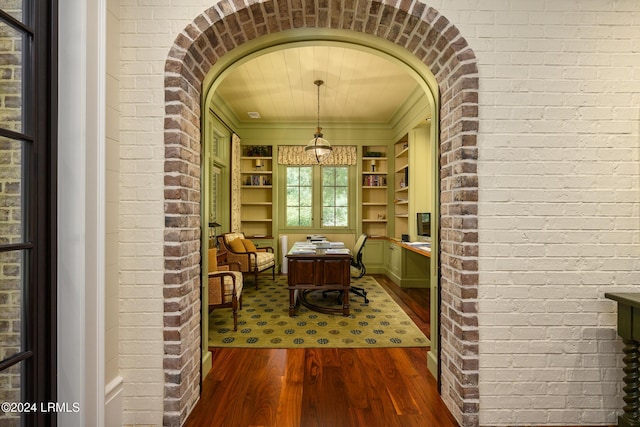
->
[277, 145, 357, 166]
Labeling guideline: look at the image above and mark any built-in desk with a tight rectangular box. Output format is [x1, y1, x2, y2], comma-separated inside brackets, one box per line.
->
[387, 239, 431, 288]
[394, 240, 432, 258]
[605, 292, 640, 427]
[359, 237, 431, 287]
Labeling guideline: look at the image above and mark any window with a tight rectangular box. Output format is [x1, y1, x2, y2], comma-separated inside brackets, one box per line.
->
[322, 166, 348, 227]
[285, 165, 351, 229]
[286, 166, 312, 227]
[0, 2, 57, 425]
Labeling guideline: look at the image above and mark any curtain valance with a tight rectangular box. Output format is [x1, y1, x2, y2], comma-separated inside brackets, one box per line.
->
[277, 145, 357, 166]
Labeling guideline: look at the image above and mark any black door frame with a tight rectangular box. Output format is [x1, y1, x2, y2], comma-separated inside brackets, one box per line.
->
[0, 1, 57, 425]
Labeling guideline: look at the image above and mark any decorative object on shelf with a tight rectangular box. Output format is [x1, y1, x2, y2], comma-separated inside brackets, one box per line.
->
[254, 158, 263, 170]
[304, 79, 332, 163]
[364, 151, 383, 157]
[370, 159, 376, 171]
[245, 145, 269, 157]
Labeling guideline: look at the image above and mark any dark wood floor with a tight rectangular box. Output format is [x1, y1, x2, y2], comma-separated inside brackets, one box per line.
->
[184, 274, 457, 427]
[374, 274, 430, 337]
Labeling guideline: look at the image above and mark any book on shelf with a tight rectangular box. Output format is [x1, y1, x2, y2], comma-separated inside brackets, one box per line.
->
[245, 175, 272, 186]
[362, 175, 387, 186]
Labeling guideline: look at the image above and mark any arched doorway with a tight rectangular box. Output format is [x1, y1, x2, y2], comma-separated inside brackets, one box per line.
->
[164, 2, 478, 426]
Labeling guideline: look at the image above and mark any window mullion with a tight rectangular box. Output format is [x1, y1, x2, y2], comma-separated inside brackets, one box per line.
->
[314, 165, 321, 228]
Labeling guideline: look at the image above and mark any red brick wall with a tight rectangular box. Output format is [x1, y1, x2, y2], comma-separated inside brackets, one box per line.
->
[164, 1, 479, 426]
[0, 3, 23, 424]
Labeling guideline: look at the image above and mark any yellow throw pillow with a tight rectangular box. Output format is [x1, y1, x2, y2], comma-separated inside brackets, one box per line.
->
[208, 248, 218, 272]
[228, 238, 246, 253]
[242, 239, 257, 252]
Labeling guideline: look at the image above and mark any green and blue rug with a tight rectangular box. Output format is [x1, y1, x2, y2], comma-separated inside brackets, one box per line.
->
[208, 275, 429, 348]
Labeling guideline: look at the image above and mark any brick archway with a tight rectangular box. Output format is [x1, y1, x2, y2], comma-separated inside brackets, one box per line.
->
[164, 2, 479, 426]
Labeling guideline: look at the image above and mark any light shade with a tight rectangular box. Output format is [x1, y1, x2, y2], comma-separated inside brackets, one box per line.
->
[306, 80, 332, 163]
[305, 127, 333, 163]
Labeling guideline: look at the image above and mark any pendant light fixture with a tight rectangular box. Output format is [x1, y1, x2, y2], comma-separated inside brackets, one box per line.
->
[305, 79, 332, 163]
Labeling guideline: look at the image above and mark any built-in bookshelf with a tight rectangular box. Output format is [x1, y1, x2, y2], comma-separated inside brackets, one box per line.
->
[240, 145, 273, 238]
[361, 145, 388, 237]
[394, 136, 409, 239]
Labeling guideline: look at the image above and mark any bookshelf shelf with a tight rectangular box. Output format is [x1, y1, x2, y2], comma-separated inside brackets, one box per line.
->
[361, 145, 389, 237]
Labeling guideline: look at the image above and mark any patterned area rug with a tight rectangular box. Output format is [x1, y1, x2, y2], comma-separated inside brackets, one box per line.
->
[208, 275, 430, 348]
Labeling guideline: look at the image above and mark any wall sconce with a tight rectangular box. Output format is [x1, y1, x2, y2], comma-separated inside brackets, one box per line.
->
[370, 159, 377, 172]
[255, 159, 263, 170]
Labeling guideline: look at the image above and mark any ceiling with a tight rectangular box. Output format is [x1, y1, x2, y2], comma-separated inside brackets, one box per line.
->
[214, 45, 424, 125]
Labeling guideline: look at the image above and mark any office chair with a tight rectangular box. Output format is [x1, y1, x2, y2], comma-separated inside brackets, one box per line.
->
[323, 233, 369, 304]
[349, 234, 369, 303]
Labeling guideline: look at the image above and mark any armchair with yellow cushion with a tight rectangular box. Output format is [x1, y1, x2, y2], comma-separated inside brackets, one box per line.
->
[208, 248, 243, 331]
[217, 232, 275, 289]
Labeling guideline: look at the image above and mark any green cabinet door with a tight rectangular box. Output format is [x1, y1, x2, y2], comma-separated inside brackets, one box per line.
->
[387, 242, 402, 284]
[361, 239, 386, 274]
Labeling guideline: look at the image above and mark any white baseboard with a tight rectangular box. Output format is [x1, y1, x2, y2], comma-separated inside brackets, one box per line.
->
[105, 376, 123, 427]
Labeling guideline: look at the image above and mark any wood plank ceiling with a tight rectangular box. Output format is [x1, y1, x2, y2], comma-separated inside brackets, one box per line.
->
[215, 45, 422, 125]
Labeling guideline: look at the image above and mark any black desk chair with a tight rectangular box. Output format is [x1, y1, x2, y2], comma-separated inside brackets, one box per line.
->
[324, 233, 369, 304]
[349, 233, 369, 303]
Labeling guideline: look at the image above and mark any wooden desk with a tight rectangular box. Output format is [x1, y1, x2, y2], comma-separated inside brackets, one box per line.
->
[605, 293, 640, 427]
[286, 248, 352, 317]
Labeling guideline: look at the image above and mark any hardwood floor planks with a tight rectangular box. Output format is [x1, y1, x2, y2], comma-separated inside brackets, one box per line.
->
[301, 349, 352, 427]
[274, 348, 304, 427]
[184, 276, 458, 427]
[338, 349, 369, 409]
[373, 274, 430, 337]
[245, 350, 285, 427]
[357, 348, 421, 416]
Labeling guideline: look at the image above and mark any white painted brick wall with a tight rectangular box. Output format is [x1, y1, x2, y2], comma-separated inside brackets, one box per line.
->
[119, 2, 195, 425]
[431, 0, 640, 424]
[116, 0, 640, 425]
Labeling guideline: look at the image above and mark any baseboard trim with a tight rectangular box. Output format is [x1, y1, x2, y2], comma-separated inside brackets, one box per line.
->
[105, 375, 123, 427]
[427, 350, 437, 379]
[202, 350, 212, 382]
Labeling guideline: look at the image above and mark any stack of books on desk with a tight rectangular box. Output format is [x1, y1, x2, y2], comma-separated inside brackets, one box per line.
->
[325, 248, 350, 254]
[329, 242, 345, 248]
[290, 243, 316, 254]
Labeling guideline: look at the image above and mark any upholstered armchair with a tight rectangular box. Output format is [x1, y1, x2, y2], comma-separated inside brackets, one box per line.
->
[208, 248, 243, 331]
[217, 232, 275, 289]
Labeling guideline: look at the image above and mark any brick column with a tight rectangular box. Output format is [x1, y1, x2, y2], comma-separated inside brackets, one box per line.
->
[164, 1, 479, 425]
